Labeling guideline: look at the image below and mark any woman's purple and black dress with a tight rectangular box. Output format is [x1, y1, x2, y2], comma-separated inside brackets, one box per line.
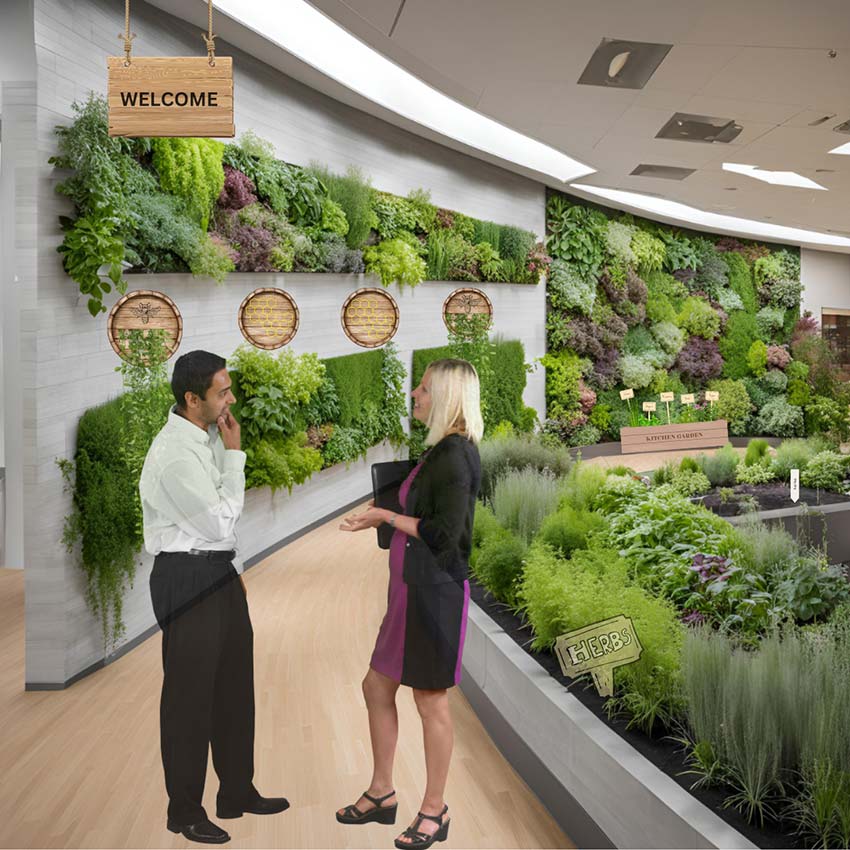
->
[369, 461, 471, 690]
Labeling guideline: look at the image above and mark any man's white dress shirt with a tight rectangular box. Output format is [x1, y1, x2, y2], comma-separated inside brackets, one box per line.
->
[139, 406, 247, 555]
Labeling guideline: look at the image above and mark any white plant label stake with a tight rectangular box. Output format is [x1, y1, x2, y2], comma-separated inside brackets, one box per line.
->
[620, 388, 634, 420]
[660, 392, 674, 424]
[791, 468, 800, 503]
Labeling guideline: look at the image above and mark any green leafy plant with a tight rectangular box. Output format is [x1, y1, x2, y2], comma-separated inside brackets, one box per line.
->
[474, 242, 504, 282]
[747, 340, 768, 376]
[57, 211, 126, 316]
[536, 505, 605, 558]
[659, 230, 699, 271]
[308, 163, 374, 249]
[546, 196, 607, 278]
[364, 237, 426, 288]
[631, 229, 667, 274]
[720, 312, 761, 379]
[801, 451, 848, 492]
[707, 379, 752, 431]
[547, 259, 596, 315]
[151, 137, 225, 230]
[754, 397, 805, 438]
[677, 297, 721, 339]
[756, 305, 786, 342]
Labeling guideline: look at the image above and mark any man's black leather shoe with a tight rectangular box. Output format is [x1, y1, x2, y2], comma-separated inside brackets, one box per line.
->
[217, 795, 291, 819]
[166, 818, 231, 844]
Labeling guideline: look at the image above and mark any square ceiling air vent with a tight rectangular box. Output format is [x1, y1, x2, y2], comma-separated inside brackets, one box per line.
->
[656, 112, 742, 143]
[631, 164, 696, 180]
[577, 38, 672, 89]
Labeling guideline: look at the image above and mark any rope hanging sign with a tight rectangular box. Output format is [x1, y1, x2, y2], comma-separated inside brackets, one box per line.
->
[108, 0, 234, 137]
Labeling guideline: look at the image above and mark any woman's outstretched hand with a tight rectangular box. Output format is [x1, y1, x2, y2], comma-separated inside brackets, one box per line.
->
[339, 504, 387, 532]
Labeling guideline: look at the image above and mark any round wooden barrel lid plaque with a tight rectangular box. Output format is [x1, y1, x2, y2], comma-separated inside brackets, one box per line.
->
[443, 287, 493, 333]
[341, 288, 399, 348]
[238, 288, 299, 350]
[107, 289, 182, 362]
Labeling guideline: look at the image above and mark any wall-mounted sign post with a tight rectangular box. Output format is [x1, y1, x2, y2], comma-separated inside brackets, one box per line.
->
[108, 0, 234, 138]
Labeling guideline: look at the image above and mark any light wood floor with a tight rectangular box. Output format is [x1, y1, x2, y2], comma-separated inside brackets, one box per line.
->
[0, 503, 573, 850]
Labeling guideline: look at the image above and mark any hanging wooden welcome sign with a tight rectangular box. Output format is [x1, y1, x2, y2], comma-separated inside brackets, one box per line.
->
[108, 0, 234, 138]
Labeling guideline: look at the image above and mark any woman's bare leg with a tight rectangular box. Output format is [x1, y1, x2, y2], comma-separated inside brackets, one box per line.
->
[337, 668, 400, 816]
[397, 688, 453, 843]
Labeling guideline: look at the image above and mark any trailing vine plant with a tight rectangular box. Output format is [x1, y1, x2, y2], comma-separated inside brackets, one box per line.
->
[58, 330, 171, 648]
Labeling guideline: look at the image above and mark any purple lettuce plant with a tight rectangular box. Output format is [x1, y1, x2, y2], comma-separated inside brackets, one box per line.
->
[689, 553, 734, 584]
[675, 336, 723, 382]
[218, 165, 257, 211]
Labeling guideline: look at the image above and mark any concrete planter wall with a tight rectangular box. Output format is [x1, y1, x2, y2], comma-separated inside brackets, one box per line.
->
[726, 500, 850, 565]
[459, 602, 756, 850]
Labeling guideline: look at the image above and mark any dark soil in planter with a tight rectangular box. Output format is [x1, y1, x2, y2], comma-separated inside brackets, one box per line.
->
[699, 483, 850, 517]
[468, 579, 800, 850]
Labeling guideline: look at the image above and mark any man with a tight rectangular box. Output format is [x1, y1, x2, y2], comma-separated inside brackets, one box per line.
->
[140, 350, 288, 845]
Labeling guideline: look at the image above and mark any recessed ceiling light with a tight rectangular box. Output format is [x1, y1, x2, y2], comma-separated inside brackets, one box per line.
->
[569, 183, 850, 249]
[630, 164, 695, 180]
[212, 0, 595, 183]
[578, 38, 672, 89]
[608, 51, 631, 78]
[657, 113, 742, 143]
[722, 162, 827, 190]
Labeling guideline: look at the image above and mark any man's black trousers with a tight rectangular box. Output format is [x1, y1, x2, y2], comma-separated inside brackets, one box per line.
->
[150, 551, 256, 827]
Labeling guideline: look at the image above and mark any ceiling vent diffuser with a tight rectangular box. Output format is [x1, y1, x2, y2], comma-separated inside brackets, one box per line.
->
[656, 112, 742, 144]
[833, 118, 850, 135]
[577, 38, 672, 89]
[630, 164, 695, 180]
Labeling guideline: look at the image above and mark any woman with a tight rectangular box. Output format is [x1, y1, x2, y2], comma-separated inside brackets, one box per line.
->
[336, 358, 483, 850]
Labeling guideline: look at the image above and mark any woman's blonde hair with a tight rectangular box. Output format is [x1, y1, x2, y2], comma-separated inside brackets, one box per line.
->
[423, 358, 484, 446]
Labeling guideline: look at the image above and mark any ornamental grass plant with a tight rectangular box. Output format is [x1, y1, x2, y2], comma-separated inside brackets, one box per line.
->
[490, 466, 563, 545]
[478, 431, 572, 502]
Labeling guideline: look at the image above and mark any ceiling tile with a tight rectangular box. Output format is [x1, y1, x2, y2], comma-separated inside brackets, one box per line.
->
[702, 47, 850, 107]
[680, 0, 850, 48]
[643, 44, 743, 94]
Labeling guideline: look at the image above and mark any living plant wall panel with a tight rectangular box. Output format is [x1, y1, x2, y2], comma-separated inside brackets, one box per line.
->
[20, 0, 544, 686]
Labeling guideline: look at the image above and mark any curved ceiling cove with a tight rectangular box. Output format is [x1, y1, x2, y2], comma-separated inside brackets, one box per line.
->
[214, 0, 596, 183]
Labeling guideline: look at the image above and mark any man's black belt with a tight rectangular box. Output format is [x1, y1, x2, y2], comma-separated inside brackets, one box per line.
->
[161, 549, 236, 561]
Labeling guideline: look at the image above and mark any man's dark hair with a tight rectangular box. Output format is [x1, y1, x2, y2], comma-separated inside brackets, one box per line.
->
[171, 351, 227, 409]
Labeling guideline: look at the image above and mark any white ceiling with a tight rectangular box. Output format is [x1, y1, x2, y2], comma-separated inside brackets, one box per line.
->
[306, 0, 850, 237]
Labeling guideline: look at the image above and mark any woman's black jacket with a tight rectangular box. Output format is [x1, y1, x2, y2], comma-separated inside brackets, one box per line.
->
[403, 432, 481, 585]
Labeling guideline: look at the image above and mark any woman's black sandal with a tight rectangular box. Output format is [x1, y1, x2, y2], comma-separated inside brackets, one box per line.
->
[394, 804, 450, 849]
[336, 789, 398, 825]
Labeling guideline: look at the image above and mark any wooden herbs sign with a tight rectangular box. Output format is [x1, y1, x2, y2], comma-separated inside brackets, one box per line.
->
[108, 0, 234, 138]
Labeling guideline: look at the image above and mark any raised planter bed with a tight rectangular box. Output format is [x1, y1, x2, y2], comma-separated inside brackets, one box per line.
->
[620, 420, 729, 455]
[460, 584, 762, 850]
[699, 483, 850, 517]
